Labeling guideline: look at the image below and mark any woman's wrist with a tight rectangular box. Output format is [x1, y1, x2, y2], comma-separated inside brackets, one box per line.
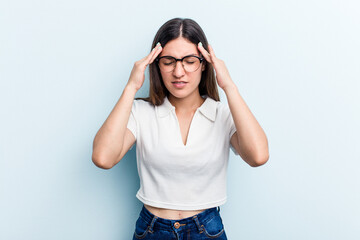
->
[124, 83, 139, 95]
[222, 82, 238, 95]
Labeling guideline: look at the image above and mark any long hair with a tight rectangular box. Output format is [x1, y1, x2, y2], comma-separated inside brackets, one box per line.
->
[138, 18, 219, 105]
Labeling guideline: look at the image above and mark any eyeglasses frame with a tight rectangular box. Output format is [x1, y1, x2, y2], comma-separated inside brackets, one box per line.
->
[155, 55, 205, 73]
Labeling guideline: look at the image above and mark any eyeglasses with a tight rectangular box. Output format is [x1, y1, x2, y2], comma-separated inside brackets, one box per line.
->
[156, 55, 204, 73]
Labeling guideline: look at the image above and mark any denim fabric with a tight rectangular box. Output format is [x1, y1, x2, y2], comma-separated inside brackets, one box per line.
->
[132, 205, 227, 240]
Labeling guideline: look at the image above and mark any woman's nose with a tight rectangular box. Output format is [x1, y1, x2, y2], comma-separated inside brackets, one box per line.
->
[173, 61, 185, 77]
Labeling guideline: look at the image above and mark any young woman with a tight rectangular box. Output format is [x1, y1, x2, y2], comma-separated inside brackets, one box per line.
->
[92, 18, 269, 240]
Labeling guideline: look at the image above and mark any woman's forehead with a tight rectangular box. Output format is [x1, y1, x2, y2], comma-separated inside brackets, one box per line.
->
[159, 37, 200, 58]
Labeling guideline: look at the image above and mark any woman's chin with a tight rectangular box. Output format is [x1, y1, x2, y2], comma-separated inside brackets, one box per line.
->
[168, 92, 187, 99]
[168, 90, 200, 101]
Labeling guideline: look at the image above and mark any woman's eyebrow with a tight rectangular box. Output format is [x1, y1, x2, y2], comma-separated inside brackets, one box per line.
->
[160, 53, 200, 58]
[183, 53, 199, 56]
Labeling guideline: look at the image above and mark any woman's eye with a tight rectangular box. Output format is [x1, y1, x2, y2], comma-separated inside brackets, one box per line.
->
[184, 57, 197, 64]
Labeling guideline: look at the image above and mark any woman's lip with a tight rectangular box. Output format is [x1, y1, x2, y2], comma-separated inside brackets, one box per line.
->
[172, 82, 187, 88]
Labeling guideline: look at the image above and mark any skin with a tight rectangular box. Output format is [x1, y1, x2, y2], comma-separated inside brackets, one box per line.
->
[92, 36, 269, 220]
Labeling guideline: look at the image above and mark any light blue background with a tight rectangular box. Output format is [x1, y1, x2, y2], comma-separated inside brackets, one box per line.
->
[1, 0, 359, 239]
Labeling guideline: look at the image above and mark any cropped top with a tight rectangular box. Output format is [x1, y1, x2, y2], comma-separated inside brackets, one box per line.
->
[126, 95, 238, 210]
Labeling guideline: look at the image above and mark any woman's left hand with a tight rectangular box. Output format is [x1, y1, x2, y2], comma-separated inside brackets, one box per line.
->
[198, 43, 235, 91]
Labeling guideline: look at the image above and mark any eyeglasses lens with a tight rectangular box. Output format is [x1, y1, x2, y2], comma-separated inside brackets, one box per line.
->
[158, 56, 200, 72]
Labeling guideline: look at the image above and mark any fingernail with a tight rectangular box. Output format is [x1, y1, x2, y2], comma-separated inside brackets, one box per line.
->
[156, 42, 160, 46]
[158, 45, 161, 49]
[198, 42, 203, 47]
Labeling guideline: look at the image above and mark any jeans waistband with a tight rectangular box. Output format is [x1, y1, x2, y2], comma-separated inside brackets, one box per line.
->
[139, 205, 221, 232]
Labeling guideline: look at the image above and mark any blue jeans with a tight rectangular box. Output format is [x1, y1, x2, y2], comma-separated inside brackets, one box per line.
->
[132, 205, 227, 240]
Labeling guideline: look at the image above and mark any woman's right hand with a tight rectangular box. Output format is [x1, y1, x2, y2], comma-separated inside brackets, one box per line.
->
[127, 43, 163, 91]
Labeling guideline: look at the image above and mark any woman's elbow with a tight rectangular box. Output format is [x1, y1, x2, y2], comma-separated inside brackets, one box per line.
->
[92, 154, 115, 170]
[248, 153, 269, 167]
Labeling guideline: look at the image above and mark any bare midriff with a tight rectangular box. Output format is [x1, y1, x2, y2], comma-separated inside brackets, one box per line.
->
[144, 204, 208, 220]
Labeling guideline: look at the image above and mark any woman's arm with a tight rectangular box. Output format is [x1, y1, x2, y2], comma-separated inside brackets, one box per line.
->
[92, 43, 163, 169]
[92, 85, 137, 169]
[225, 85, 269, 167]
[198, 43, 269, 167]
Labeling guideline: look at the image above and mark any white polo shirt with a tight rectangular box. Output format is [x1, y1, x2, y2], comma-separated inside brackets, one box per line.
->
[127, 95, 238, 210]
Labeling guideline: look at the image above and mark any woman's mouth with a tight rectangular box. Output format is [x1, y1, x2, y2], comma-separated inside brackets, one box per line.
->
[172, 81, 187, 88]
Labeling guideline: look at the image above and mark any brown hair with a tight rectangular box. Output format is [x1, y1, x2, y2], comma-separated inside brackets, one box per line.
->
[137, 18, 219, 105]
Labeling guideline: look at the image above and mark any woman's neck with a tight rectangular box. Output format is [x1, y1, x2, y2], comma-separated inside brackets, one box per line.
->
[168, 93, 205, 113]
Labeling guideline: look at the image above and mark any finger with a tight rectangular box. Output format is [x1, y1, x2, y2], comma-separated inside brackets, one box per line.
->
[147, 44, 159, 60]
[208, 44, 216, 59]
[197, 42, 212, 63]
[141, 43, 161, 65]
[148, 44, 162, 64]
[137, 52, 154, 66]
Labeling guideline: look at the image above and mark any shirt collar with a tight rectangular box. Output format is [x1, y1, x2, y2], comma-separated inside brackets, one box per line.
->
[156, 95, 218, 122]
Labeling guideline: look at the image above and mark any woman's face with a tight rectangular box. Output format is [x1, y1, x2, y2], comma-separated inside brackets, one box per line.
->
[158, 37, 205, 100]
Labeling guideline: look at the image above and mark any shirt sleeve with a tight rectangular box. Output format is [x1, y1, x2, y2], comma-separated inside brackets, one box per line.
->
[223, 104, 239, 156]
[126, 101, 137, 149]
